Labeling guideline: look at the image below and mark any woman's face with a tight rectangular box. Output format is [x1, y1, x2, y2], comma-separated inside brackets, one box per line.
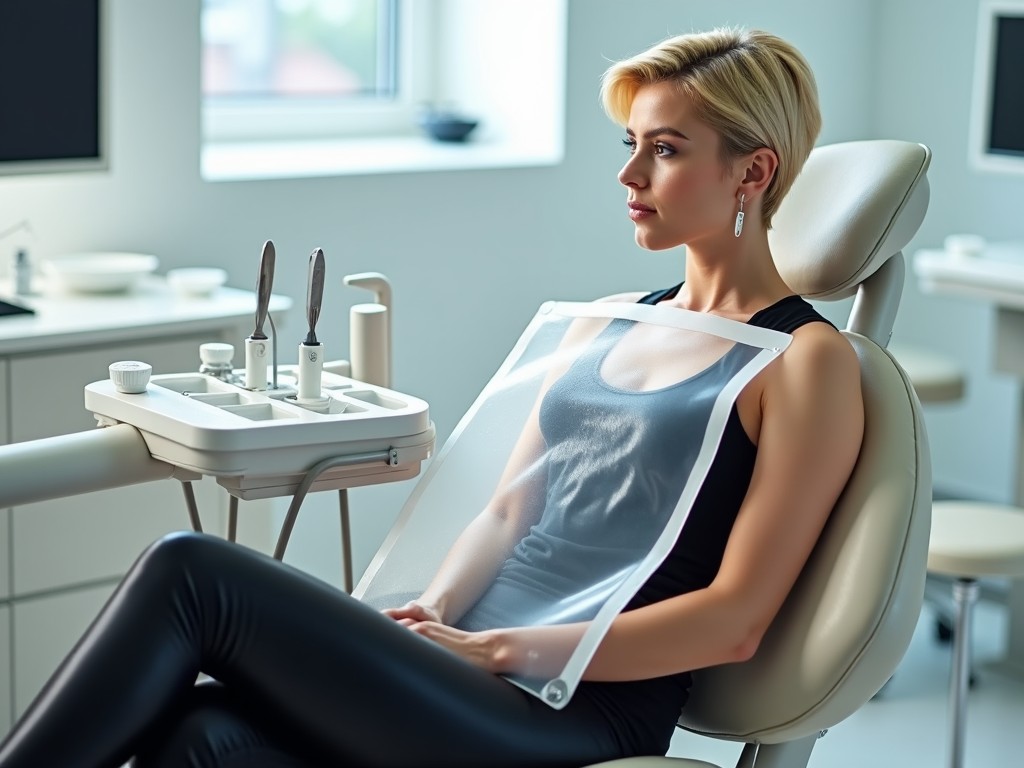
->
[618, 80, 740, 251]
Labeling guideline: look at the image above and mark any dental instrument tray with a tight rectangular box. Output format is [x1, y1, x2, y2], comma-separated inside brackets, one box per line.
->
[84, 368, 434, 500]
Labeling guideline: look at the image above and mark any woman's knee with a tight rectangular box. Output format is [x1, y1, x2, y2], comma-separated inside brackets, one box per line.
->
[135, 531, 223, 575]
[117, 532, 230, 604]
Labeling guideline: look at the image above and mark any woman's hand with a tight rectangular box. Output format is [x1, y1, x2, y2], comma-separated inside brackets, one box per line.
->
[405, 622, 504, 673]
[381, 600, 442, 627]
[389, 615, 588, 679]
[383, 601, 503, 672]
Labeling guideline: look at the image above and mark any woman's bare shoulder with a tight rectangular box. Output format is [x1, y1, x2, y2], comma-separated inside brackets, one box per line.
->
[786, 320, 859, 370]
[766, 320, 862, 420]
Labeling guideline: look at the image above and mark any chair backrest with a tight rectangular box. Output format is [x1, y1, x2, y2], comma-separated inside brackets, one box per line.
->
[674, 140, 934, 765]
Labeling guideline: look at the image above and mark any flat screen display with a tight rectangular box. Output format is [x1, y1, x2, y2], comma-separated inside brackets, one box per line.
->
[988, 15, 1024, 157]
[0, 0, 104, 175]
[972, 2, 1024, 173]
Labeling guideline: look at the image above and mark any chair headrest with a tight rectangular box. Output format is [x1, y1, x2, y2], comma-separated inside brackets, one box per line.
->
[769, 140, 932, 301]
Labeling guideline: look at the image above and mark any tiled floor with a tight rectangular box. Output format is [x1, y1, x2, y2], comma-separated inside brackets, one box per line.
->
[666, 599, 1024, 767]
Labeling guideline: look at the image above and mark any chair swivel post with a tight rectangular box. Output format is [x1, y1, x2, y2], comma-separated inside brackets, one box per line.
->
[948, 578, 979, 768]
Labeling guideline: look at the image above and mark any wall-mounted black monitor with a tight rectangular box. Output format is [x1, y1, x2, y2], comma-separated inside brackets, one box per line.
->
[971, 1, 1024, 173]
[0, 0, 106, 177]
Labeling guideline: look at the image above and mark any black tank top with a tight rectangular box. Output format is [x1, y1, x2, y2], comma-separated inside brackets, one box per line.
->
[575, 286, 834, 757]
[626, 284, 834, 608]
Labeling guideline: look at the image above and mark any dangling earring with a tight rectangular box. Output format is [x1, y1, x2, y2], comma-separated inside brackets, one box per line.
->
[734, 194, 745, 238]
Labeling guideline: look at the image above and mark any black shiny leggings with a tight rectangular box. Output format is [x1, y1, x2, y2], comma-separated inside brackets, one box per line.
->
[0, 532, 629, 768]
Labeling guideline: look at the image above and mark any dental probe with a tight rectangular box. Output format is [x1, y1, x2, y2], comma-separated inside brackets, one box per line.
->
[245, 239, 276, 390]
[297, 248, 327, 403]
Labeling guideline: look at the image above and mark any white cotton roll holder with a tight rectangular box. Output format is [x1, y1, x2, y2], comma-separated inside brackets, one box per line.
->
[344, 272, 392, 388]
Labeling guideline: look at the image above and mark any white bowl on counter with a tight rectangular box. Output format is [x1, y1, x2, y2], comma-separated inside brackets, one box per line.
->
[166, 267, 229, 297]
[42, 252, 159, 294]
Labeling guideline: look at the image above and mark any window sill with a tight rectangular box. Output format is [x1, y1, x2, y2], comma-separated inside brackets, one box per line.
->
[201, 135, 563, 182]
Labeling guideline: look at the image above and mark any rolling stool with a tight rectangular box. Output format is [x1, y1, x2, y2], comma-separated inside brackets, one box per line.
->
[927, 501, 1024, 768]
[888, 343, 966, 404]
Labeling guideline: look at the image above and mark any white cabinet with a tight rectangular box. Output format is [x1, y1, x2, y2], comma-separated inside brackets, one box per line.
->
[10, 335, 212, 439]
[1, 360, 9, 735]
[0, 358, 7, 439]
[12, 585, 113, 719]
[0, 606, 9, 734]
[0, 281, 291, 734]
[1, 359, 9, 602]
[0, 510, 8, 601]
[10, 334, 224, 594]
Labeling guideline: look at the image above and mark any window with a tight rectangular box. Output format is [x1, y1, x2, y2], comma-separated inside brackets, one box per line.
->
[203, 0, 397, 99]
[200, 0, 567, 181]
[202, 0, 428, 142]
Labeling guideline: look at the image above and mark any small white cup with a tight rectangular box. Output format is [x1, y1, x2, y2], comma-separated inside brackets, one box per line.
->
[109, 360, 152, 394]
[944, 234, 986, 260]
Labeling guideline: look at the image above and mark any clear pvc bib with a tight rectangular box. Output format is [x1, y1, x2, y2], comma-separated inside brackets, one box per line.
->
[355, 301, 791, 708]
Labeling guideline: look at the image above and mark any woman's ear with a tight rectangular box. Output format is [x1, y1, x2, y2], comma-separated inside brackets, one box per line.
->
[738, 148, 779, 200]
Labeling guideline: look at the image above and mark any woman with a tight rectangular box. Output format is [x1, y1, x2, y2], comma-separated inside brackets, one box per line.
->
[0, 27, 862, 768]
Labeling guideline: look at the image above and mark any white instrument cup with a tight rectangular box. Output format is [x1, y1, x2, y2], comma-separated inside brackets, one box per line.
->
[245, 337, 269, 391]
[297, 342, 325, 401]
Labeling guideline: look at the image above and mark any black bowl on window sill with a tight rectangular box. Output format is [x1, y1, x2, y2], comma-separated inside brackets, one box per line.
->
[418, 112, 480, 143]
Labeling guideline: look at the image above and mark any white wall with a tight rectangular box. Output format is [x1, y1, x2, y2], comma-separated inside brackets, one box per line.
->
[874, 0, 1024, 503]
[0, 0, 879, 587]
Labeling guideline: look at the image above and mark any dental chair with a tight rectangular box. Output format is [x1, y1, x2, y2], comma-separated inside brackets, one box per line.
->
[584, 139, 933, 768]
[0, 140, 932, 767]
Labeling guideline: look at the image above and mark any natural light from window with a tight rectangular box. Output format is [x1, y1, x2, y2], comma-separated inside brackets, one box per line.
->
[200, 0, 567, 182]
[202, 0, 395, 100]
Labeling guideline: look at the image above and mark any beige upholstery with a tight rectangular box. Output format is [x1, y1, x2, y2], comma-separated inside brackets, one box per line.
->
[681, 336, 929, 736]
[585, 140, 934, 768]
[772, 140, 931, 302]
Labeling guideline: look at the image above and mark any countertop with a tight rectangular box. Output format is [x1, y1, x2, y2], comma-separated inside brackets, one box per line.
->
[0, 277, 292, 355]
[914, 242, 1024, 310]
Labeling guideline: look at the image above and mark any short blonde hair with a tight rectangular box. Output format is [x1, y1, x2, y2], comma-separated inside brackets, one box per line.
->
[600, 28, 821, 227]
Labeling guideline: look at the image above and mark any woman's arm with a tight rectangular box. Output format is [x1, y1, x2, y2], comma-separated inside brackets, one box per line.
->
[416, 323, 864, 680]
